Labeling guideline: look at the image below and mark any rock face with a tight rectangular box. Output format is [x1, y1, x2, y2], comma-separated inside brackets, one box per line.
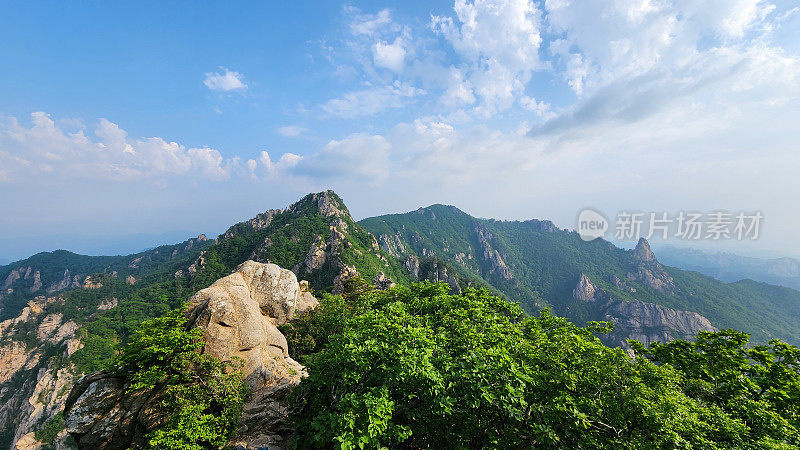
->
[474, 225, 513, 281]
[573, 274, 597, 302]
[632, 237, 656, 262]
[0, 296, 83, 450]
[372, 272, 396, 290]
[570, 274, 716, 352]
[64, 261, 317, 450]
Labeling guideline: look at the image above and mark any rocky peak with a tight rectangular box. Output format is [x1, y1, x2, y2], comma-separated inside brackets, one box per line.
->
[573, 274, 598, 302]
[633, 238, 656, 262]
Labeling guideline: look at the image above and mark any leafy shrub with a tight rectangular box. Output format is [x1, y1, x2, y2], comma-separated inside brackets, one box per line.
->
[34, 412, 65, 444]
[291, 282, 799, 448]
[115, 309, 247, 449]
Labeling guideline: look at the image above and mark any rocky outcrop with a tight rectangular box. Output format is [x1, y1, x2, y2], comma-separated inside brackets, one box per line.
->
[404, 255, 421, 278]
[378, 233, 407, 257]
[570, 273, 715, 352]
[626, 238, 675, 294]
[573, 274, 597, 302]
[601, 300, 716, 348]
[0, 296, 82, 449]
[222, 210, 282, 240]
[372, 272, 396, 290]
[632, 237, 656, 262]
[474, 225, 513, 280]
[64, 261, 318, 449]
[525, 219, 559, 233]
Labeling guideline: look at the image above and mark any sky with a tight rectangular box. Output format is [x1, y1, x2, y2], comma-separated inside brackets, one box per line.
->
[1, 0, 799, 261]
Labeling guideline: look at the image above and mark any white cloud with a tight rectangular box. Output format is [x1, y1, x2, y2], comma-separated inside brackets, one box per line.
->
[349, 8, 394, 36]
[277, 126, 308, 137]
[432, 0, 544, 115]
[319, 82, 424, 118]
[249, 150, 302, 179]
[203, 67, 248, 92]
[373, 38, 407, 72]
[0, 112, 304, 184]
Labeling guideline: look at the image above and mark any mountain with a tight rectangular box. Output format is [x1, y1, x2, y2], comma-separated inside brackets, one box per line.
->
[0, 230, 206, 264]
[359, 204, 800, 346]
[186, 191, 409, 294]
[655, 245, 800, 291]
[3, 191, 800, 448]
[0, 236, 213, 321]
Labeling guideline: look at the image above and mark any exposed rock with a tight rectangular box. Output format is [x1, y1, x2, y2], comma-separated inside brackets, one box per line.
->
[526, 219, 559, 233]
[372, 272, 396, 290]
[573, 274, 597, 302]
[47, 270, 71, 293]
[600, 299, 717, 351]
[404, 255, 420, 278]
[97, 298, 118, 311]
[5, 268, 21, 289]
[474, 225, 513, 280]
[64, 371, 166, 450]
[632, 237, 656, 262]
[0, 295, 81, 449]
[314, 191, 347, 218]
[83, 276, 103, 290]
[65, 262, 317, 449]
[419, 260, 461, 294]
[30, 271, 42, 293]
[332, 265, 359, 295]
[15, 432, 39, 450]
[302, 238, 327, 273]
[0, 341, 29, 384]
[378, 233, 406, 257]
[222, 210, 281, 240]
[125, 275, 136, 285]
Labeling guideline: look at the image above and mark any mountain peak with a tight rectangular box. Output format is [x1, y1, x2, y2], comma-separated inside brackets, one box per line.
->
[633, 238, 656, 262]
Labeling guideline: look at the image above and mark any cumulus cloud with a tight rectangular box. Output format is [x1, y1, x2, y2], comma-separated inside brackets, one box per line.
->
[432, 0, 545, 115]
[373, 37, 407, 72]
[203, 67, 248, 92]
[0, 112, 299, 184]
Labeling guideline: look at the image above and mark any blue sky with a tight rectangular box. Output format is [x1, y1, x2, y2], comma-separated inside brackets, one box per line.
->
[1, 0, 799, 260]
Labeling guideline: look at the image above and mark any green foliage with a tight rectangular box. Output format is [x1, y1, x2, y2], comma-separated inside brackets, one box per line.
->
[34, 412, 65, 444]
[291, 283, 784, 448]
[632, 330, 800, 446]
[116, 308, 247, 449]
[360, 204, 800, 345]
[0, 237, 212, 321]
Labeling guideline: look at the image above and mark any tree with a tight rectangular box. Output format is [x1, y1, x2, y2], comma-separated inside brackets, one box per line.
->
[115, 308, 247, 449]
[290, 282, 753, 448]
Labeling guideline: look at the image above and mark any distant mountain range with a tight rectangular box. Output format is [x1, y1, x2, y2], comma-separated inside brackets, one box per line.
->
[0, 230, 205, 263]
[654, 245, 800, 291]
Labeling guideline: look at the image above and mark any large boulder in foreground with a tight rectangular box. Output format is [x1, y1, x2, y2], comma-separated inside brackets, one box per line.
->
[64, 261, 318, 450]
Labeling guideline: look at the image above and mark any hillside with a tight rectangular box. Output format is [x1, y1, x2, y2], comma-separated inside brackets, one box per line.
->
[0, 236, 213, 321]
[360, 204, 800, 345]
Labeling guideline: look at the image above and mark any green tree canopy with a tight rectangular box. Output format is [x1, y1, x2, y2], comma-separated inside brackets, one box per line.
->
[290, 283, 799, 449]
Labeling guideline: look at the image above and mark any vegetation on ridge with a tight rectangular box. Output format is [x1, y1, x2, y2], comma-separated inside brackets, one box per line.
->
[289, 282, 800, 448]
